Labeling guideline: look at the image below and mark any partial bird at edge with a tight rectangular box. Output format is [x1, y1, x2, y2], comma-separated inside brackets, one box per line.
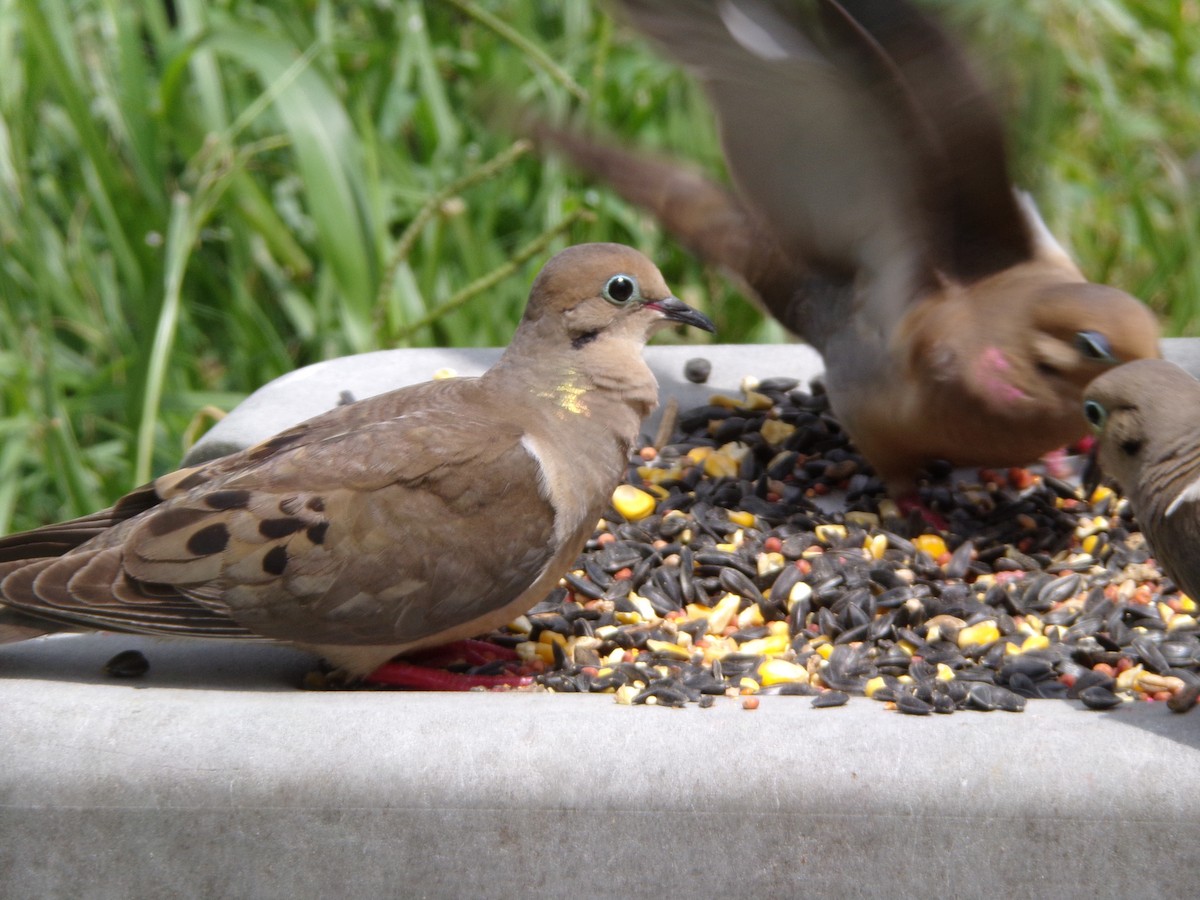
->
[532, 0, 1161, 496]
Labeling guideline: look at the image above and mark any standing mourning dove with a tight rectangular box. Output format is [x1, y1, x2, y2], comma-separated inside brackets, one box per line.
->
[1084, 359, 1200, 603]
[535, 0, 1160, 495]
[0, 243, 714, 680]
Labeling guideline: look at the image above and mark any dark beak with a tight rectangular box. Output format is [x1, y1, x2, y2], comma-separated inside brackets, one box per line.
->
[1081, 439, 1103, 497]
[648, 295, 717, 333]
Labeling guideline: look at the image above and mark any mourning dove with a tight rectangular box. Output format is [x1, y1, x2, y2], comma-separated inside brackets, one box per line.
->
[536, 0, 1160, 495]
[1084, 359, 1200, 602]
[0, 243, 715, 679]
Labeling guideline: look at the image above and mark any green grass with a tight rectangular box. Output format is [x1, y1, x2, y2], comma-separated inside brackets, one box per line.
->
[0, 0, 1197, 534]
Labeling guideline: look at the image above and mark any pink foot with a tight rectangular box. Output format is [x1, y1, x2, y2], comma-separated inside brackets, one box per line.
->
[364, 660, 535, 691]
[1041, 447, 1076, 480]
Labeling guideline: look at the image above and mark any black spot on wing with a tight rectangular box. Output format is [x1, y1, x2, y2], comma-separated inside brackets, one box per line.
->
[186, 523, 230, 556]
[259, 517, 304, 539]
[306, 522, 329, 545]
[204, 490, 252, 510]
[247, 430, 307, 463]
[262, 545, 288, 576]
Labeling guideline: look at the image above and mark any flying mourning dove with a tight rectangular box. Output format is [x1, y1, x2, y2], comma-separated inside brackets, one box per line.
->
[0, 243, 715, 680]
[1084, 359, 1200, 603]
[535, 0, 1160, 495]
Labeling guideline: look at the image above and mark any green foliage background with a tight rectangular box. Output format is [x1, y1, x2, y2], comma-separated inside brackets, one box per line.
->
[1, 0, 1197, 533]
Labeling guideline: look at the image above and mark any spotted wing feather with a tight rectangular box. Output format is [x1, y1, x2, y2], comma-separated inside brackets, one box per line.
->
[0, 378, 561, 647]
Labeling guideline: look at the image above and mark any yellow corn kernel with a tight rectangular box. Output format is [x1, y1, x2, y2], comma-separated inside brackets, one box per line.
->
[707, 593, 742, 634]
[736, 603, 765, 630]
[1019, 633, 1050, 653]
[739, 634, 790, 657]
[914, 534, 948, 558]
[728, 510, 756, 528]
[741, 390, 775, 410]
[705, 452, 740, 479]
[739, 677, 761, 694]
[760, 418, 795, 446]
[1169, 614, 1198, 632]
[865, 533, 888, 560]
[614, 684, 639, 705]
[757, 551, 786, 577]
[612, 484, 656, 521]
[646, 639, 690, 660]
[758, 658, 809, 686]
[1116, 664, 1144, 693]
[845, 511, 880, 529]
[709, 393, 747, 409]
[864, 676, 888, 699]
[628, 593, 657, 622]
[788, 581, 813, 611]
[957, 620, 1000, 649]
[815, 524, 847, 544]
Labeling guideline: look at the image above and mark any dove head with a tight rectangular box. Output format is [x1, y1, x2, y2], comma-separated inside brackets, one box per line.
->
[920, 268, 1160, 430]
[519, 242, 715, 348]
[1084, 359, 1200, 506]
[1026, 281, 1162, 389]
[494, 243, 714, 423]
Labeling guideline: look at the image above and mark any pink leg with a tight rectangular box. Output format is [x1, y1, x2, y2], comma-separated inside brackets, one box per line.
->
[364, 660, 535, 691]
[1042, 447, 1074, 480]
[895, 493, 949, 531]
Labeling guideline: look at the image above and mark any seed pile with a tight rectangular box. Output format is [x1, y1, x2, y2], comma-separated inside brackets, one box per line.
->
[476, 364, 1200, 714]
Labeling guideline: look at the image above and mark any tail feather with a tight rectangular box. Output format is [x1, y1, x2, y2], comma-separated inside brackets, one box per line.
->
[533, 123, 808, 320]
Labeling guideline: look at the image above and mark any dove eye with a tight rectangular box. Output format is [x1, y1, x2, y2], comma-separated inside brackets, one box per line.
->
[1082, 400, 1107, 430]
[1075, 331, 1116, 363]
[603, 274, 639, 305]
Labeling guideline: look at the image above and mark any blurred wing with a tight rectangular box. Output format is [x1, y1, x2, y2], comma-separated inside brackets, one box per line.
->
[612, 0, 1036, 314]
[614, 0, 925, 292]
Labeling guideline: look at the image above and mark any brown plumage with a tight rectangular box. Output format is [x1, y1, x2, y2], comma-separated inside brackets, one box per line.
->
[1085, 359, 1200, 603]
[535, 0, 1160, 494]
[0, 243, 714, 676]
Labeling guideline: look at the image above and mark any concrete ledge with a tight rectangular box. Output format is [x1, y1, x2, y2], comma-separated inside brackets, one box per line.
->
[3, 649, 1199, 899]
[5, 339, 1200, 899]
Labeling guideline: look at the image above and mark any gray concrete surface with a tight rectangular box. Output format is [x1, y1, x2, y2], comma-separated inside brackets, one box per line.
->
[5, 340, 1200, 899]
[3, 634, 1200, 899]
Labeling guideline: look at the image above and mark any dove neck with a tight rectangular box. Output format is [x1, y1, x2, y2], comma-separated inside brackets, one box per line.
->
[487, 327, 657, 448]
[1136, 434, 1200, 528]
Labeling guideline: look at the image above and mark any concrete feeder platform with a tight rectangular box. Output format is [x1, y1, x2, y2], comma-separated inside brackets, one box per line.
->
[4, 341, 1200, 899]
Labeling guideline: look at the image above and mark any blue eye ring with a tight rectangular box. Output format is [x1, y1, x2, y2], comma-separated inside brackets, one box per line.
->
[603, 274, 639, 305]
[1083, 399, 1107, 429]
